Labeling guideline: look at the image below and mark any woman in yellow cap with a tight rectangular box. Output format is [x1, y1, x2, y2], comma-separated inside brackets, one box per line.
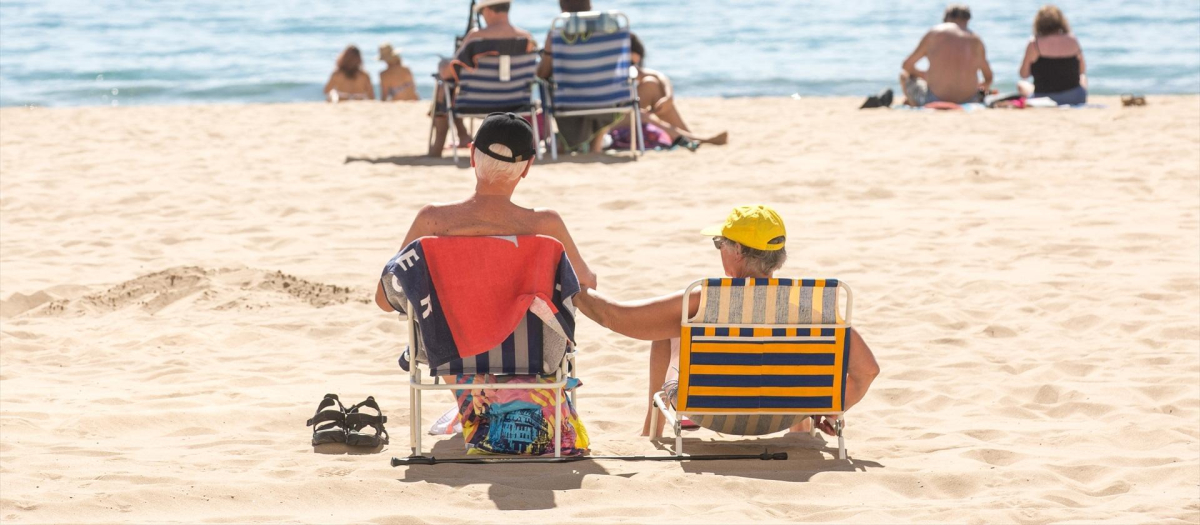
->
[574, 205, 879, 437]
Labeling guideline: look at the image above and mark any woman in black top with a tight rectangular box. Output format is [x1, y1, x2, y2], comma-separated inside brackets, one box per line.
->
[1017, 5, 1087, 105]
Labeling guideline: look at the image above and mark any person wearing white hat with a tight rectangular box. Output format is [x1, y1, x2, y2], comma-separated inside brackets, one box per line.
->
[429, 1, 538, 156]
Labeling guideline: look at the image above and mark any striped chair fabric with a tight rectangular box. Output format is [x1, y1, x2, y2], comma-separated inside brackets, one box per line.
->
[674, 278, 849, 435]
[400, 309, 573, 377]
[454, 52, 539, 112]
[549, 23, 634, 109]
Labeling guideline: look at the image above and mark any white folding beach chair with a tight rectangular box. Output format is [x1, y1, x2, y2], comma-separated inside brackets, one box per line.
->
[543, 10, 644, 159]
[652, 278, 854, 459]
[381, 236, 580, 458]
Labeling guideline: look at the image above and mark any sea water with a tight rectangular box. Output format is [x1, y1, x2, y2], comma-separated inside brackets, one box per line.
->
[1, 0, 1196, 107]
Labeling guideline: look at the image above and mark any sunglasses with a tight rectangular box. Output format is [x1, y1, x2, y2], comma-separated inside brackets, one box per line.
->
[712, 237, 726, 250]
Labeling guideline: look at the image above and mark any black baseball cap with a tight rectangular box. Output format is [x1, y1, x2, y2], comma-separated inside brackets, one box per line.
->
[473, 112, 536, 163]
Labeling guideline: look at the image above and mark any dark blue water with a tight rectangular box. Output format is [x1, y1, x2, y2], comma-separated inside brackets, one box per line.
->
[1, 0, 1197, 106]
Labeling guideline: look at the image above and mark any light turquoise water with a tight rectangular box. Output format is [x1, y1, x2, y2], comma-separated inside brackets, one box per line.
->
[1, 0, 1197, 106]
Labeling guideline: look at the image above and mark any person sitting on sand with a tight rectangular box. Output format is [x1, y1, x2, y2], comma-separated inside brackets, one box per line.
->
[617, 33, 728, 150]
[572, 205, 880, 436]
[899, 4, 993, 106]
[378, 43, 418, 102]
[428, 1, 537, 157]
[1017, 5, 1087, 106]
[376, 112, 597, 314]
[324, 45, 375, 103]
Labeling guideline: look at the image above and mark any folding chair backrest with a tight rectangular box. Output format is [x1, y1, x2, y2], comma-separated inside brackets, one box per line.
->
[549, 11, 634, 109]
[675, 278, 851, 434]
[383, 235, 578, 377]
[454, 38, 538, 111]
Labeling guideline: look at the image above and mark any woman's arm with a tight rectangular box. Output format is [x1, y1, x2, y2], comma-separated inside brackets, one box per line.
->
[574, 287, 700, 341]
[1019, 39, 1037, 79]
[1076, 37, 1087, 88]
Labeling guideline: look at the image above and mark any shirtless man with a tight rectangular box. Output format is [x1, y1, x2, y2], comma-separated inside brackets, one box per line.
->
[899, 4, 993, 106]
[377, 112, 598, 314]
[573, 206, 879, 437]
[429, 1, 537, 156]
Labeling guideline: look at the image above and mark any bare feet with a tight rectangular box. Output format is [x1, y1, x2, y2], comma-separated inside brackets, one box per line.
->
[702, 131, 728, 146]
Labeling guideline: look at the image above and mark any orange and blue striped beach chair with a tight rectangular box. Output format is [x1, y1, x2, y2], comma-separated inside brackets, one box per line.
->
[651, 278, 853, 459]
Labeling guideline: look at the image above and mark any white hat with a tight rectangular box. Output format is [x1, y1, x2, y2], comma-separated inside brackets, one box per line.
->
[473, 0, 511, 13]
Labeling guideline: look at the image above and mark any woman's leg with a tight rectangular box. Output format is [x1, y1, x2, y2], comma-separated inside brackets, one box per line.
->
[1017, 80, 1035, 98]
[642, 339, 672, 436]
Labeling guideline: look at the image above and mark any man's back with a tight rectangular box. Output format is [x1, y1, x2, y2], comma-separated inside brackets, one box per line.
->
[924, 23, 985, 102]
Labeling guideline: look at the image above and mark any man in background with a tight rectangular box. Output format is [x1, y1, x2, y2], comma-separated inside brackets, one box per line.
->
[899, 4, 993, 106]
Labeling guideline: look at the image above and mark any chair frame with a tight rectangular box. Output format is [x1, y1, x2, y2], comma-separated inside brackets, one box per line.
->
[427, 52, 547, 165]
[402, 305, 578, 458]
[650, 279, 854, 459]
[542, 10, 644, 160]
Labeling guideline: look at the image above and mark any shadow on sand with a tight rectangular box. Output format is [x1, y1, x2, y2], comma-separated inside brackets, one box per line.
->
[395, 438, 620, 511]
[344, 151, 637, 168]
[654, 431, 885, 481]
[392, 432, 882, 510]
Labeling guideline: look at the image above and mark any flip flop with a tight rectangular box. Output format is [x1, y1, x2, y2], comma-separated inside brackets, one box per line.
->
[1121, 94, 1146, 107]
[306, 393, 347, 446]
[345, 396, 389, 447]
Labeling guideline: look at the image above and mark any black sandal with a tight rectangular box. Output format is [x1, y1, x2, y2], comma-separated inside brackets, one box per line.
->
[306, 393, 347, 445]
[345, 396, 389, 447]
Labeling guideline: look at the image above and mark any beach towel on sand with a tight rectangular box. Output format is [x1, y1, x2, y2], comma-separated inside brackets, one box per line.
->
[382, 235, 580, 370]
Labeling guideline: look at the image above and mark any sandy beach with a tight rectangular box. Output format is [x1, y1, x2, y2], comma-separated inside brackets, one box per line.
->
[1, 96, 1198, 524]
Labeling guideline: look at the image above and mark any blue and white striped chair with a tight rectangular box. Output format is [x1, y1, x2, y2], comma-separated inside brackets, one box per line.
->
[652, 278, 854, 459]
[434, 38, 545, 163]
[544, 11, 644, 159]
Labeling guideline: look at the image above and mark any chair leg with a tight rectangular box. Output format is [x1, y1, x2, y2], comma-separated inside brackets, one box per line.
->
[674, 419, 683, 457]
[554, 386, 562, 458]
[629, 109, 637, 158]
[414, 389, 423, 455]
[409, 384, 418, 456]
[531, 109, 542, 160]
[836, 415, 846, 460]
[649, 403, 660, 440]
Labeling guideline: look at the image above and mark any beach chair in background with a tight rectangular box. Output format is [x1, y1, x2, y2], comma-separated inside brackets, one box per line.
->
[652, 278, 854, 459]
[380, 235, 581, 458]
[430, 38, 546, 164]
[543, 10, 644, 159]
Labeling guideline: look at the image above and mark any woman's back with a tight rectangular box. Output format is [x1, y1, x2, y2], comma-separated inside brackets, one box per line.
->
[1030, 34, 1081, 93]
[380, 66, 418, 101]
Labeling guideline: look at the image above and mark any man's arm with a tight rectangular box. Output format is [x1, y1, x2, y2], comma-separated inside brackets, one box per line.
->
[536, 209, 598, 290]
[977, 38, 993, 91]
[574, 288, 700, 341]
[374, 205, 436, 312]
[843, 328, 880, 410]
[901, 32, 932, 79]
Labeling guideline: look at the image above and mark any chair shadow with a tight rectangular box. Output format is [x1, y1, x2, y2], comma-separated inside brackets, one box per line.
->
[312, 442, 386, 456]
[653, 432, 885, 481]
[343, 151, 635, 168]
[396, 437, 618, 511]
[344, 155, 467, 168]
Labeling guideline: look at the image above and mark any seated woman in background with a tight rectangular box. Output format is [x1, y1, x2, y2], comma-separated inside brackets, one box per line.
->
[1017, 5, 1087, 106]
[323, 45, 375, 103]
[377, 43, 418, 102]
[615, 33, 727, 150]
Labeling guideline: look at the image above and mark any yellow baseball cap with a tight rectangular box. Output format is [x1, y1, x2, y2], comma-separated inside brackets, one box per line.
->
[700, 205, 787, 251]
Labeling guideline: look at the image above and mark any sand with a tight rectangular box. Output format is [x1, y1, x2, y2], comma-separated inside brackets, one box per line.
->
[1, 96, 1198, 524]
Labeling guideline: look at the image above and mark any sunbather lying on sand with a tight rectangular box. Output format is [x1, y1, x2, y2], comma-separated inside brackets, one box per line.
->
[573, 205, 879, 436]
[375, 111, 597, 313]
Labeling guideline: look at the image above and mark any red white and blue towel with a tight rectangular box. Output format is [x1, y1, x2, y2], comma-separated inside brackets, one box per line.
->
[381, 235, 580, 370]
